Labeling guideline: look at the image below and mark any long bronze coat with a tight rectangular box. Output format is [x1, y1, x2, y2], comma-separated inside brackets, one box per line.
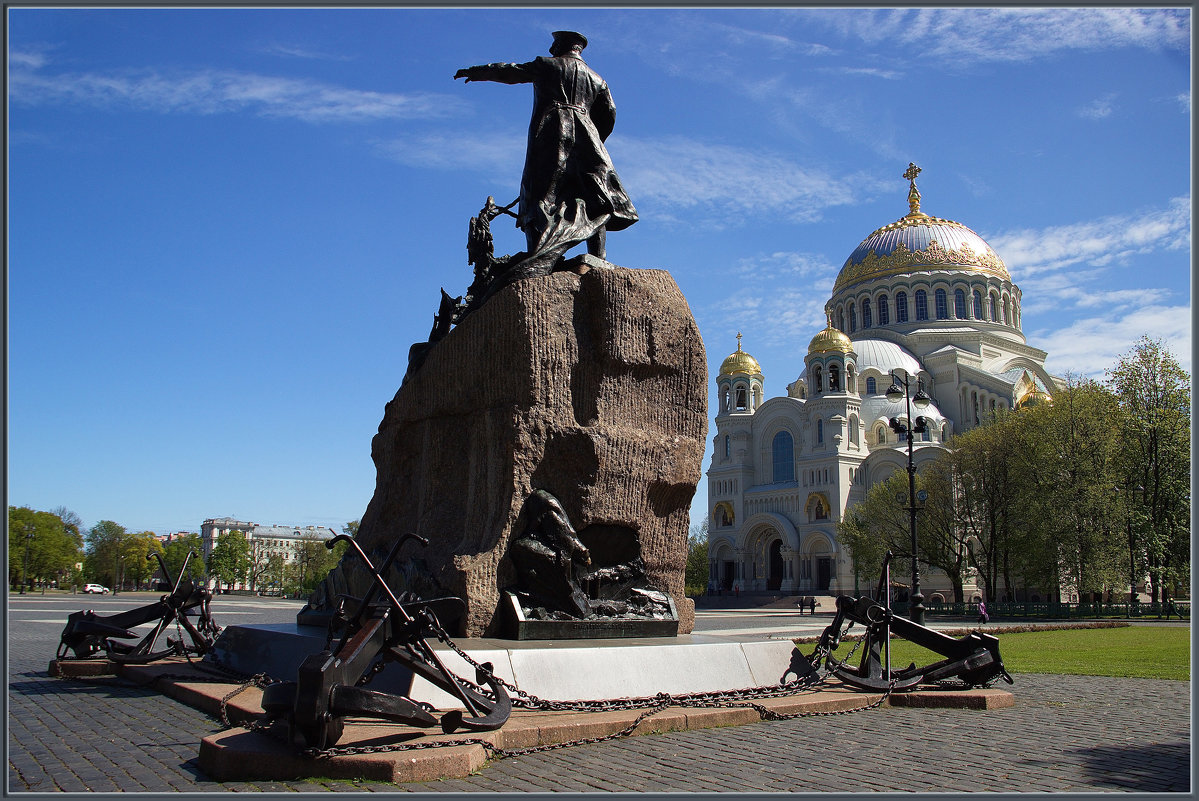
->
[459, 53, 638, 247]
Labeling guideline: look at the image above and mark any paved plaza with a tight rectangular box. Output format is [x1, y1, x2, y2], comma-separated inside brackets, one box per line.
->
[7, 593, 1191, 794]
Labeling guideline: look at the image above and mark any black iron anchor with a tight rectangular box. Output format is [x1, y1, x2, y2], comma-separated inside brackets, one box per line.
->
[260, 532, 511, 749]
[57, 549, 220, 663]
[810, 551, 1014, 692]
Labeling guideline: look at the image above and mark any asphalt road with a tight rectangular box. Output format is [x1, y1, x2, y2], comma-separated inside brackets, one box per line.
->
[7, 591, 1191, 795]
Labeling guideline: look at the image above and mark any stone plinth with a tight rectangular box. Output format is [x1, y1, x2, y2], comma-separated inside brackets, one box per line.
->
[306, 259, 707, 636]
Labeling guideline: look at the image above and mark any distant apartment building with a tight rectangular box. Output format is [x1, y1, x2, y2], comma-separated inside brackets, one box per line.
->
[200, 517, 337, 591]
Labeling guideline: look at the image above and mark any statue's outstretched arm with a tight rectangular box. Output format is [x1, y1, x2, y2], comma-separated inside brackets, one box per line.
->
[454, 61, 535, 85]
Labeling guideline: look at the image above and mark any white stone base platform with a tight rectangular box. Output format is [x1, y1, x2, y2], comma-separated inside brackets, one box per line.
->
[206, 622, 799, 709]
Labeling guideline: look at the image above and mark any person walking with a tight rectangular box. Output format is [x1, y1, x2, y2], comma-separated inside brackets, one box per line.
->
[977, 599, 989, 625]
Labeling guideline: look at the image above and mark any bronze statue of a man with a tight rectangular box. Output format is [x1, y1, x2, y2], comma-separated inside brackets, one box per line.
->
[455, 31, 638, 261]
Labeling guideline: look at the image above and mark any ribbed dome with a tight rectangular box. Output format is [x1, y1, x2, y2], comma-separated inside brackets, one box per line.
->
[833, 164, 1010, 296]
[808, 320, 853, 355]
[719, 334, 761, 377]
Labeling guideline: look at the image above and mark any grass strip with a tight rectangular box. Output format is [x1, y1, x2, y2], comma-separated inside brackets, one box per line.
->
[871, 624, 1189, 681]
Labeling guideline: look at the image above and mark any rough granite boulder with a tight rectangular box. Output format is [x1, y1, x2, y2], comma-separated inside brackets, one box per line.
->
[305, 259, 707, 637]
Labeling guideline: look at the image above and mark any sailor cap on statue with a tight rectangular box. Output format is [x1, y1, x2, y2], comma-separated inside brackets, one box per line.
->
[552, 31, 588, 50]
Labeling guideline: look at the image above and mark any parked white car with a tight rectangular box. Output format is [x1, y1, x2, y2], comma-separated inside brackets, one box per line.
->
[82, 583, 110, 594]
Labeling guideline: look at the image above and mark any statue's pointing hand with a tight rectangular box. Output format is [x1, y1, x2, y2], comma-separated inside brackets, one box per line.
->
[454, 68, 474, 83]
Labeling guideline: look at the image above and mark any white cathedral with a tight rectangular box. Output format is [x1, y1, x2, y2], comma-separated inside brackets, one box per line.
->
[706, 165, 1060, 600]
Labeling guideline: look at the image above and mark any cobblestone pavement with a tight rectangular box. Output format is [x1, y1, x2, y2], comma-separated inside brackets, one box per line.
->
[8, 594, 1191, 794]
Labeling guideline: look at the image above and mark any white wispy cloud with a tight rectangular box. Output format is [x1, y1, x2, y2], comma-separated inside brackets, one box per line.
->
[258, 43, 354, 62]
[1078, 94, 1117, 120]
[375, 131, 524, 176]
[703, 250, 839, 351]
[381, 130, 882, 228]
[808, 7, 1190, 63]
[9, 60, 461, 123]
[815, 66, 901, 80]
[989, 198, 1192, 377]
[616, 135, 874, 225]
[1035, 304, 1191, 378]
[985, 196, 1191, 277]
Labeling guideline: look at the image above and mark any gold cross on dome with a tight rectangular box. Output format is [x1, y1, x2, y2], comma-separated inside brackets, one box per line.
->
[904, 162, 923, 216]
[736, 331, 743, 351]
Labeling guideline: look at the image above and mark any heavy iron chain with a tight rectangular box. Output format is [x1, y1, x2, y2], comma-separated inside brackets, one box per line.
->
[291, 617, 887, 763]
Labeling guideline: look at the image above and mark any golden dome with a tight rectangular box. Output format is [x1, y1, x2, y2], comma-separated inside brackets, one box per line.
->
[809, 316, 853, 355]
[1015, 384, 1052, 409]
[719, 333, 762, 377]
[832, 163, 1010, 296]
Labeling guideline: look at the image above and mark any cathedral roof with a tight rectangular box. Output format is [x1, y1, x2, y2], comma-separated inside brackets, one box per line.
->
[833, 164, 1011, 296]
[851, 338, 923, 378]
[719, 333, 762, 377]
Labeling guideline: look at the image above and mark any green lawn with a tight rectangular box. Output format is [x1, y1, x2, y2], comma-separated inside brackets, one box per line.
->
[870, 625, 1189, 681]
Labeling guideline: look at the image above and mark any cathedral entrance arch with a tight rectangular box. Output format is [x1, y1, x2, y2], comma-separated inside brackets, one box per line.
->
[816, 557, 832, 592]
[768, 541, 784, 591]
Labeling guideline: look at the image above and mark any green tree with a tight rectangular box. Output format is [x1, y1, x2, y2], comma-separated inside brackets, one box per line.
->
[119, 531, 165, 590]
[84, 520, 130, 588]
[8, 507, 83, 591]
[939, 411, 1040, 602]
[162, 533, 205, 585]
[839, 468, 971, 601]
[1107, 337, 1191, 603]
[1016, 378, 1126, 601]
[207, 529, 251, 591]
[685, 519, 709, 596]
[342, 520, 360, 538]
[289, 532, 348, 597]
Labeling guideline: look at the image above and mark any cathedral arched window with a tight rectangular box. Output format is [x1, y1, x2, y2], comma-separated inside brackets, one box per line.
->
[721, 387, 730, 413]
[915, 290, 928, 321]
[829, 363, 840, 391]
[866, 376, 877, 394]
[877, 295, 889, 325]
[735, 386, 747, 410]
[848, 303, 857, 332]
[990, 294, 998, 322]
[724, 435, 730, 459]
[895, 291, 908, 322]
[954, 289, 967, 319]
[973, 289, 984, 319]
[813, 365, 823, 393]
[772, 431, 795, 483]
[875, 424, 887, 444]
[862, 298, 872, 328]
[817, 419, 824, 443]
[849, 414, 859, 446]
[935, 289, 949, 320]
[837, 308, 846, 332]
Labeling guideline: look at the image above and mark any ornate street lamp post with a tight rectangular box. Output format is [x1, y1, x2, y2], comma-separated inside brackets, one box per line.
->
[886, 371, 931, 625]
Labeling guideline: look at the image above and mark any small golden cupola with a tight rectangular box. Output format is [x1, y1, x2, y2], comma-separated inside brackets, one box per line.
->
[717, 333, 764, 415]
[805, 314, 857, 397]
[808, 314, 854, 355]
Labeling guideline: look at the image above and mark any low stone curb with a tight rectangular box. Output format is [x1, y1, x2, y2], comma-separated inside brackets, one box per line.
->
[103, 658, 1012, 784]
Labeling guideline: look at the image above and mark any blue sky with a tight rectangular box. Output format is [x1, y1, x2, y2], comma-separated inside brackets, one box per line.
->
[8, 7, 1191, 536]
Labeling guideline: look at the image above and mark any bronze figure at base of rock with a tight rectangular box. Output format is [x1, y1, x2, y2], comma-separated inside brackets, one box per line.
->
[302, 256, 708, 638]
